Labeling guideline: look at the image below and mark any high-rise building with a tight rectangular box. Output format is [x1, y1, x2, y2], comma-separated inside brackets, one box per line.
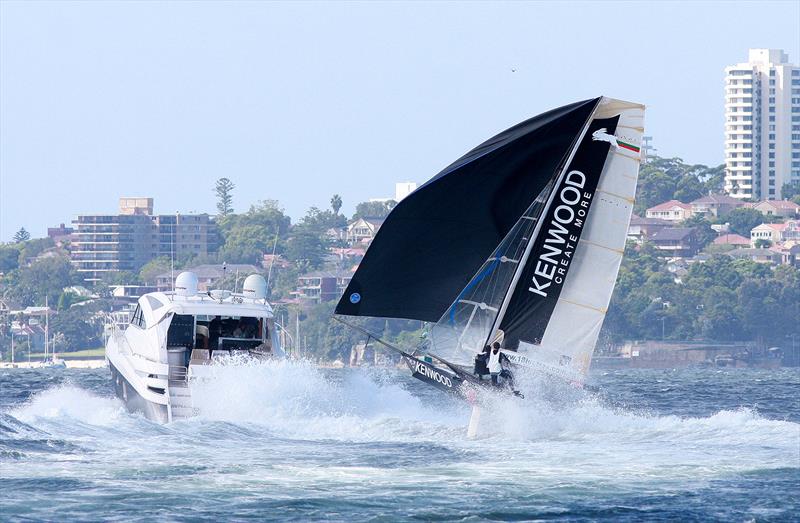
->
[71, 198, 219, 282]
[724, 49, 800, 200]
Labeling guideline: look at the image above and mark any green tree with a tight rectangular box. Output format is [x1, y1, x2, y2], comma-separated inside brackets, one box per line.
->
[353, 200, 396, 220]
[4, 255, 76, 306]
[754, 238, 772, 249]
[682, 215, 717, 250]
[13, 227, 30, 243]
[781, 181, 800, 200]
[285, 230, 328, 270]
[139, 257, 173, 285]
[0, 245, 21, 272]
[215, 177, 235, 217]
[330, 194, 343, 215]
[726, 208, 767, 236]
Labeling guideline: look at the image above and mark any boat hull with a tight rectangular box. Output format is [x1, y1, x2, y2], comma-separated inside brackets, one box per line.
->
[108, 360, 169, 423]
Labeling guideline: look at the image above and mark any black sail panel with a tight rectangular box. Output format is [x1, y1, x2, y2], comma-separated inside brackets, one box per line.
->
[499, 116, 620, 349]
[335, 98, 601, 322]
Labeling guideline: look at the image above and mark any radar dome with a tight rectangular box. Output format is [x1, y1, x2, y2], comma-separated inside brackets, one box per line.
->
[175, 271, 198, 297]
[242, 274, 268, 300]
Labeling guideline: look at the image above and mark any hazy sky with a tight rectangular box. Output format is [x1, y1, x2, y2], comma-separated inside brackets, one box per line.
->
[1, 1, 798, 241]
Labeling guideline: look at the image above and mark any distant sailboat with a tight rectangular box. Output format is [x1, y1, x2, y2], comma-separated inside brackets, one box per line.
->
[334, 97, 644, 398]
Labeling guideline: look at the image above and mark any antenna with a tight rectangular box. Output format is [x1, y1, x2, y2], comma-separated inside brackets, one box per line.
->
[170, 213, 177, 292]
[266, 230, 279, 295]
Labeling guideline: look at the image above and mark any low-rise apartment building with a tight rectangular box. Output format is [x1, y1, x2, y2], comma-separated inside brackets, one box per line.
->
[71, 198, 219, 282]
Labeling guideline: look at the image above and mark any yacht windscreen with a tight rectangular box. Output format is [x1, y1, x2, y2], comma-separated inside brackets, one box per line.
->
[167, 314, 195, 348]
[197, 315, 271, 352]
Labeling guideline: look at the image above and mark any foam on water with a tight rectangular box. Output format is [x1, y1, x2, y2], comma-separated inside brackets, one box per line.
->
[2, 364, 798, 521]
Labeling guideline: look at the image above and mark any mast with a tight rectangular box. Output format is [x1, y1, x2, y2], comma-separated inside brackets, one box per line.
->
[484, 105, 599, 348]
[45, 295, 49, 362]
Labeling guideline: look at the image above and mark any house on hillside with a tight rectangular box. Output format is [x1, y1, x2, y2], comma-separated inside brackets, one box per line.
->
[294, 269, 354, 303]
[747, 200, 800, 218]
[647, 227, 700, 257]
[712, 234, 751, 248]
[750, 223, 789, 246]
[726, 248, 782, 265]
[628, 214, 670, 244]
[346, 218, 385, 245]
[690, 194, 745, 218]
[645, 200, 693, 222]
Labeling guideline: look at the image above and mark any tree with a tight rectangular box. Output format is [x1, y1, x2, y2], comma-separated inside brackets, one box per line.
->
[13, 227, 30, 243]
[285, 230, 328, 270]
[0, 245, 21, 272]
[353, 200, 396, 220]
[682, 215, 717, 250]
[726, 208, 766, 236]
[781, 181, 800, 200]
[215, 178, 235, 217]
[139, 257, 173, 285]
[330, 194, 343, 215]
[5, 255, 76, 307]
[754, 238, 772, 249]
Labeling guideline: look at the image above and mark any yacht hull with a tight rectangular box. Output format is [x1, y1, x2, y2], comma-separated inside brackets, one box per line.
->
[108, 360, 169, 423]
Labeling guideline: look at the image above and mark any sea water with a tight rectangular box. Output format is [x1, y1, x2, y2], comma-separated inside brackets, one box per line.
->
[1, 363, 798, 521]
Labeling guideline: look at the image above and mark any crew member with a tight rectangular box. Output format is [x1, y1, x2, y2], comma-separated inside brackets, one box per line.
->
[474, 345, 490, 379]
[488, 342, 503, 386]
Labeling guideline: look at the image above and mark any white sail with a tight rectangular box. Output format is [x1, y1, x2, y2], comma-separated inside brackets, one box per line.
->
[506, 98, 645, 383]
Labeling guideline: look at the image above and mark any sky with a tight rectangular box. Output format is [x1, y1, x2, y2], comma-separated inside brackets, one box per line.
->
[1, 1, 799, 241]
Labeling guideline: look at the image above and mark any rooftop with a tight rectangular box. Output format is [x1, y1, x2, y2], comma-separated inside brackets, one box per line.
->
[691, 193, 743, 205]
[713, 234, 751, 245]
[647, 200, 692, 212]
[649, 227, 696, 241]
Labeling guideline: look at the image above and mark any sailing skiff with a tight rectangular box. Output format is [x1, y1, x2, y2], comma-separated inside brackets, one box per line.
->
[334, 97, 644, 399]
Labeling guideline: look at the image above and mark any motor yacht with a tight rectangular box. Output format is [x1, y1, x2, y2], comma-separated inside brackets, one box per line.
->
[106, 271, 285, 422]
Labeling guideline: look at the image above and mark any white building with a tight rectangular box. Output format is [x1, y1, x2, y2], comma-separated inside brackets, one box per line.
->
[395, 182, 417, 201]
[723, 49, 800, 200]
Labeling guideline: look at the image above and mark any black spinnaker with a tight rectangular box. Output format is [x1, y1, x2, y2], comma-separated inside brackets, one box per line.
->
[335, 98, 601, 322]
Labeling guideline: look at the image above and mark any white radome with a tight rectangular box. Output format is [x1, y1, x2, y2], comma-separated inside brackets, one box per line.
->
[242, 274, 268, 300]
[175, 271, 199, 296]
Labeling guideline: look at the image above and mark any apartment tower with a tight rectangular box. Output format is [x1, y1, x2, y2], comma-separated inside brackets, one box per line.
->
[724, 49, 800, 200]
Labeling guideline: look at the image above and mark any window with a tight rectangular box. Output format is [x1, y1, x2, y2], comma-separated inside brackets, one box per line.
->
[129, 305, 146, 329]
[769, 97, 775, 104]
[769, 143, 775, 149]
[769, 134, 776, 140]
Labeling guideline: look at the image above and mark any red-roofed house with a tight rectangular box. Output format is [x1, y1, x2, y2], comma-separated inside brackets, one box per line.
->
[645, 200, 693, 222]
[747, 200, 800, 218]
[750, 223, 788, 245]
[713, 234, 751, 247]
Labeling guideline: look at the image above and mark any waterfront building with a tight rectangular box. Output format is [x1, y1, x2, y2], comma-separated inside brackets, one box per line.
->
[71, 198, 219, 282]
[724, 49, 800, 200]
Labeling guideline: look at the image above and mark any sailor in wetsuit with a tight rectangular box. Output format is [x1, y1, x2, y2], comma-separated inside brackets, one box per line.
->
[473, 345, 491, 379]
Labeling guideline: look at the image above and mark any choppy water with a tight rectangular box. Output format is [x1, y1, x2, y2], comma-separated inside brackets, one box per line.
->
[1, 363, 798, 522]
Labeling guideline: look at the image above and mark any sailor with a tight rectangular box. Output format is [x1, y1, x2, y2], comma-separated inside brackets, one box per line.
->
[474, 345, 490, 378]
[488, 342, 503, 386]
